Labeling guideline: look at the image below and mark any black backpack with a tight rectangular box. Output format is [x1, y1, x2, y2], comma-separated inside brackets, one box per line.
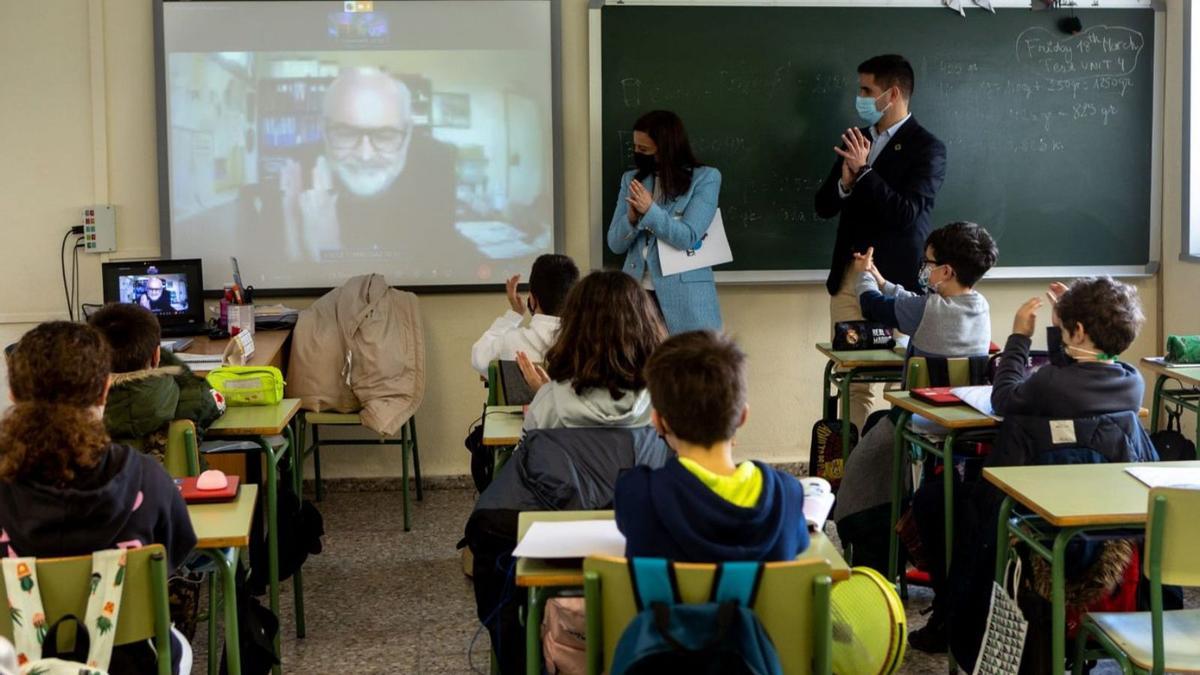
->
[1150, 405, 1196, 461]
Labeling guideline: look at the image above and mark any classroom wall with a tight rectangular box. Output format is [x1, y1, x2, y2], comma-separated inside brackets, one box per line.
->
[0, 0, 1189, 482]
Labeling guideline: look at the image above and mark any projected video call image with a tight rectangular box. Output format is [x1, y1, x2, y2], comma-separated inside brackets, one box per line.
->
[162, 1, 555, 289]
[118, 272, 190, 316]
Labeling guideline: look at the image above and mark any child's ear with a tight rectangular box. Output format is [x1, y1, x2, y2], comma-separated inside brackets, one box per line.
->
[98, 374, 113, 407]
[152, 346, 162, 368]
[737, 404, 749, 430]
[650, 409, 670, 438]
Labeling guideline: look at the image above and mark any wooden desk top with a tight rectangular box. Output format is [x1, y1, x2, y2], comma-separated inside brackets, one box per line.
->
[188, 484, 258, 549]
[514, 510, 850, 588]
[181, 330, 290, 376]
[983, 461, 1200, 528]
[209, 398, 301, 437]
[483, 405, 524, 447]
[815, 342, 906, 369]
[884, 391, 1000, 430]
[1140, 357, 1200, 387]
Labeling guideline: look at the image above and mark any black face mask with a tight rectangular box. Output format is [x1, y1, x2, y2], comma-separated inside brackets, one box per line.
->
[633, 152, 657, 172]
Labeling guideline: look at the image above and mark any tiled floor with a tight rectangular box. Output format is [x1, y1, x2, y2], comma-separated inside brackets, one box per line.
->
[189, 488, 1156, 674]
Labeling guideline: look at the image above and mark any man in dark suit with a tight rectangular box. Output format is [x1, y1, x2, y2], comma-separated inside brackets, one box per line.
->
[815, 54, 947, 430]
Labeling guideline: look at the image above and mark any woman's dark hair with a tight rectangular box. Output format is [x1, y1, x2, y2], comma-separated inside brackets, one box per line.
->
[0, 322, 112, 486]
[633, 110, 702, 201]
[544, 270, 667, 399]
[1056, 276, 1144, 356]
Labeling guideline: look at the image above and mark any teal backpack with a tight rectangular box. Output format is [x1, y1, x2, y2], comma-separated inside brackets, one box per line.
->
[610, 558, 784, 675]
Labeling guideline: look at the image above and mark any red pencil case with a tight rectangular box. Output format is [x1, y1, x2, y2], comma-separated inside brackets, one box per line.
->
[910, 387, 963, 406]
[174, 476, 240, 503]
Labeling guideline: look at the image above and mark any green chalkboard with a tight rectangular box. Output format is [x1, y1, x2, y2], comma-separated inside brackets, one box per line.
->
[599, 6, 1157, 274]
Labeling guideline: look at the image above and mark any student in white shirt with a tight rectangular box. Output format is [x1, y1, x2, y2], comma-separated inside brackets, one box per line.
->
[470, 254, 579, 376]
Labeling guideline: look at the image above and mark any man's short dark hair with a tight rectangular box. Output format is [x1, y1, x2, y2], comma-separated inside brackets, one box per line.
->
[1055, 276, 1144, 356]
[926, 221, 998, 288]
[89, 303, 161, 373]
[528, 254, 579, 316]
[644, 330, 747, 447]
[858, 54, 915, 100]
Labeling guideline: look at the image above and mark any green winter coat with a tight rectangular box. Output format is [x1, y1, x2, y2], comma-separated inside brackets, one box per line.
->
[103, 350, 224, 440]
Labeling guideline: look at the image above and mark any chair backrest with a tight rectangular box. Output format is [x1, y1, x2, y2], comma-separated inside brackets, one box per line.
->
[1145, 487, 1200, 588]
[164, 419, 200, 477]
[583, 555, 833, 675]
[487, 360, 504, 406]
[905, 355, 990, 390]
[0, 544, 171, 649]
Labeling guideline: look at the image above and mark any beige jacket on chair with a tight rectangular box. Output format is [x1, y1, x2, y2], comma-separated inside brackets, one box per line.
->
[286, 274, 425, 436]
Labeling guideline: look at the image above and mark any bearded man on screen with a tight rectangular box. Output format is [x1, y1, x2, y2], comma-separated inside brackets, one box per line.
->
[281, 67, 456, 264]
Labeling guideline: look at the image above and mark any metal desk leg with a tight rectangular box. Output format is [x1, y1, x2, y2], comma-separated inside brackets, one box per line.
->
[283, 425, 307, 640]
[526, 587, 547, 675]
[941, 431, 958, 675]
[1051, 529, 1076, 673]
[1150, 374, 1167, 433]
[208, 567, 219, 675]
[211, 547, 242, 675]
[256, 437, 284, 675]
[888, 410, 913, 584]
[994, 498, 1014, 583]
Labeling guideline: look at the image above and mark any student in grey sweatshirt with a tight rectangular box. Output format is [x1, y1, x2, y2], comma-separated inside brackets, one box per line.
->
[833, 222, 997, 577]
[517, 270, 666, 432]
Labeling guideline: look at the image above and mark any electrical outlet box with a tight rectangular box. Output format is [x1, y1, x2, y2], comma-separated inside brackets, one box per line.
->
[82, 205, 116, 253]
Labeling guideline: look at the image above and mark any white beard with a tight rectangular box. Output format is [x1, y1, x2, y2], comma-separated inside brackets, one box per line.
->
[332, 160, 405, 197]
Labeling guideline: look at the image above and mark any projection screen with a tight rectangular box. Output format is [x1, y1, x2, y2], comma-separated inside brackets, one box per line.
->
[155, 0, 560, 291]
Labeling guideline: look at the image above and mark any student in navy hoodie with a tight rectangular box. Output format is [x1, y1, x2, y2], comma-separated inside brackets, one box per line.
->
[615, 330, 809, 562]
[0, 322, 195, 673]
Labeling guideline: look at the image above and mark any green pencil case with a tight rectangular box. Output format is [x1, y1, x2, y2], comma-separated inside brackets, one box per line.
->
[1165, 335, 1200, 365]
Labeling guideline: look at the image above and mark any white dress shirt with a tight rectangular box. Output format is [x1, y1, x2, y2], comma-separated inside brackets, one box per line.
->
[837, 113, 912, 198]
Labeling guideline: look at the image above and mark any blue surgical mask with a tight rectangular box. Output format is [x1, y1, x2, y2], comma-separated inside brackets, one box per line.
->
[855, 91, 891, 126]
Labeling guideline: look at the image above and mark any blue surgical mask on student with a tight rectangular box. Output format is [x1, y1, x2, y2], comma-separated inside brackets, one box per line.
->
[855, 90, 892, 126]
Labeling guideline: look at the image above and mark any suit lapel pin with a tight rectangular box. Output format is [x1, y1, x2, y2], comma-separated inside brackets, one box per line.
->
[894, 143, 902, 151]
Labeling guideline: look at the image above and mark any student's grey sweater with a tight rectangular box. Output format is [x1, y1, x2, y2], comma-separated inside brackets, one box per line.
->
[833, 274, 992, 521]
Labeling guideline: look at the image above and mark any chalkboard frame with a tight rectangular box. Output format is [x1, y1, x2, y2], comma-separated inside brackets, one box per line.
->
[588, 0, 1165, 282]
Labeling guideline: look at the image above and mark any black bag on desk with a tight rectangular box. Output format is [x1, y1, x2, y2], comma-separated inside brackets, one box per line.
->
[1150, 406, 1196, 461]
[833, 321, 895, 351]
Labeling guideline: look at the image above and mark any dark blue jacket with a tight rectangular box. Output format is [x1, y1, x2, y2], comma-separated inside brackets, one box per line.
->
[615, 459, 809, 563]
[815, 117, 947, 295]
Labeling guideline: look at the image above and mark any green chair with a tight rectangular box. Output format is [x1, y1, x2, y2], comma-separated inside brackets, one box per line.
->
[1073, 486, 1200, 675]
[582, 555, 834, 675]
[164, 418, 201, 478]
[297, 413, 422, 530]
[0, 544, 173, 675]
[487, 360, 505, 406]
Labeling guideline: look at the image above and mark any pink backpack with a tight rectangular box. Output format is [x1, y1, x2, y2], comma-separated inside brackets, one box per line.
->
[541, 597, 587, 675]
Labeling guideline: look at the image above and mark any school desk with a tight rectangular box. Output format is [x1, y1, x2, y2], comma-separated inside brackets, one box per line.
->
[1141, 357, 1200, 442]
[188, 483, 258, 675]
[208, 398, 303, 671]
[483, 405, 525, 447]
[984, 461, 1200, 671]
[815, 342, 906, 458]
[884, 391, 999, 674]
[514, 509, 850, 675]
[183, 329, 291, 478]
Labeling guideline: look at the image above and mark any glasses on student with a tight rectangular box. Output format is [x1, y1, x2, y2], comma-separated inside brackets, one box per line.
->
[922, 258, 940, 268]
[325, 123, 410, 153]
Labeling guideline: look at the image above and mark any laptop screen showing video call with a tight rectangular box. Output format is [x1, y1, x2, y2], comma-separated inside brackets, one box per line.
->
[118, 272, 190, 317]
[102, 259, 206, 332]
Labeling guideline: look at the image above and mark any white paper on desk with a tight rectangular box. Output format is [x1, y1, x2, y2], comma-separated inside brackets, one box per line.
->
[950, 385, 1001, 419]
[801, 477, 836, 527]
[656, 209, 733, 276]
[512, 520, 626, 559]
[175, 352, 224, 366]
[1125, 466, 1200, 489]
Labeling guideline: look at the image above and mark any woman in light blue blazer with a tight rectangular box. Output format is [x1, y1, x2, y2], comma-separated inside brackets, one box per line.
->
[606, 110, 722, 334]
